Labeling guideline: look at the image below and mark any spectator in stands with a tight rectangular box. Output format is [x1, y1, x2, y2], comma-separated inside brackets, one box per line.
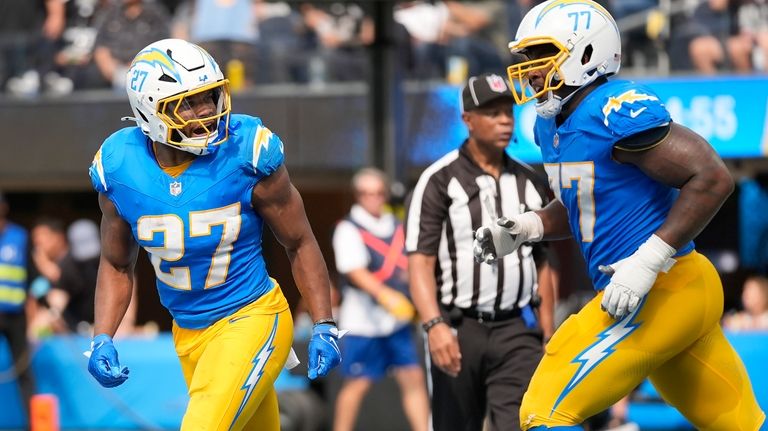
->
[443, 1, 507, 77]
[609, 0, 657, 20]
[0, 191, 33, 422]
[27, 217, 69, 338]
[30, 218, 68, 289]
[723, 275, 768, 331]
[53, 0, 111, 91]
[2, 0, 69, 96]
[299, 2, 374, 82]
[395, 1, 506, 80]
[45, 219, 100, 332]
[171, 0, 259, 89]
[92, 0, 170, 90]
[253, 0, 308, 84]
[394, 1, 450, 79]
[332, 167, 430, 431]
[686, 0, 733, 74]
[607, 0, 665, 71]
[727, 0, 768, 72]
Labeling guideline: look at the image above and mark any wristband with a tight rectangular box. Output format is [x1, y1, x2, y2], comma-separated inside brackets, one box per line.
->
[313, 317, 337, 327]
[421, 316, 446, 333]
[518, 211, 544, 242]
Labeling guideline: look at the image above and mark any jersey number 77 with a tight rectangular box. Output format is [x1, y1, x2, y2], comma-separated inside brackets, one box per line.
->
[544, 162, 595, 242]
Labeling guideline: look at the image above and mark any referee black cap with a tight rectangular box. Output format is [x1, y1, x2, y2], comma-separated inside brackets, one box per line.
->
[461, 73, 515, 112]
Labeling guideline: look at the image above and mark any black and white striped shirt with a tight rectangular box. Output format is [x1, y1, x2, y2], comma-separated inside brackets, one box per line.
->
[405, 143, 549, 313]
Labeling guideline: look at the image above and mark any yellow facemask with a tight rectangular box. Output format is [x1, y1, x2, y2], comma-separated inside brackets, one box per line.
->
[507, 37, 571, 105]
[156, 79, 232, 150]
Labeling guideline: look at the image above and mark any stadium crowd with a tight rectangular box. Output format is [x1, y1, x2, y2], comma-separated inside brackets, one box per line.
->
[1, 0, 767, 97]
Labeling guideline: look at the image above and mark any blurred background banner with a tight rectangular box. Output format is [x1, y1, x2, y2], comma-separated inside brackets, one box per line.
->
[408, 75, 768, 165]
[649, 75, 768, 159]
[1, 0, 768, 429]
[0, 330, 765, 429]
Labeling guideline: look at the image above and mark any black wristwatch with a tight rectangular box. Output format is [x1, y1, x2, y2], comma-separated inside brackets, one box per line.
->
[313, 317, 337, 327]
[421, 316, 446, 333]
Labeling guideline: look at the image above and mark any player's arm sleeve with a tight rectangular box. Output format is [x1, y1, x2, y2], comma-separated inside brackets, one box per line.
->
[332, 221, 369, 274]
[89, 140, 129, 218]
[89, 146, 110, 194]
[613, 123, 671, 152]
[598, 85, 671, 152]
[404, 173, 449, 256]
[248, 123, 285, 180]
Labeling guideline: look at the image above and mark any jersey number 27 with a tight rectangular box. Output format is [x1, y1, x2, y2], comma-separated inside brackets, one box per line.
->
[137, 203, 242, 290]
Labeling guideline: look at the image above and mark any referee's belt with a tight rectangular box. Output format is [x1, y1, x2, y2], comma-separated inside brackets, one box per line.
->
[452, 306, 522, 323]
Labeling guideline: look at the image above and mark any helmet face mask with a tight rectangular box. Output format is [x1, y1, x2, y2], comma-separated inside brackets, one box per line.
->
[126, 39, 232, 155]
[507, 0, 621, 111]
[158, 81, 230, 150]
[507, 38, 569, 104]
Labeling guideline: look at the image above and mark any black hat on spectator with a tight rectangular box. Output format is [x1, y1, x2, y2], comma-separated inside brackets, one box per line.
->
[462, 73, 515, 112]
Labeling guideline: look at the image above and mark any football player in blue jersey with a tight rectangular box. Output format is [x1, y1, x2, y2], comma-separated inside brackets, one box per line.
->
[85, 38, 342, 430]
[473, 1, 765, 430]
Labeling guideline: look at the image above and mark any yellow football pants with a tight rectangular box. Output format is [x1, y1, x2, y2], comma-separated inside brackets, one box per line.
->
[172, 287, 293, 431]
[521, 251, 765, 430]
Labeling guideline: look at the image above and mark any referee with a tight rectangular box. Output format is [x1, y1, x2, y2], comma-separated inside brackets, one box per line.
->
[405, 73, 555, 431]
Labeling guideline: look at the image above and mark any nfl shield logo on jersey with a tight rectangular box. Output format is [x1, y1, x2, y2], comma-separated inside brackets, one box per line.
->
[553, 133, 560, 148]
[169, 181, 182, 196]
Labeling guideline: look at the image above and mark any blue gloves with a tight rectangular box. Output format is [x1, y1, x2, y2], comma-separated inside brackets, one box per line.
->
[307, 323, 342, 380]
[87, 334, 130, 388]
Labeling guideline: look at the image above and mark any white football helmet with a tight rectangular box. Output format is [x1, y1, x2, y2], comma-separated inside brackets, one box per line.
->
[507, 0, 621, 117]
[125, 39, 231, 155]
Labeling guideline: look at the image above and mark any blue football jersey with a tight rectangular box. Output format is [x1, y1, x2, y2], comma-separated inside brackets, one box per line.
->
[534, 80, 694, 290]
[89, 114, 285, 329]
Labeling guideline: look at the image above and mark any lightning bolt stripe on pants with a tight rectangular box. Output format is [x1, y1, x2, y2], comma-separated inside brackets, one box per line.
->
[550, 299, 644, 415]
[229, 314, 279, 430]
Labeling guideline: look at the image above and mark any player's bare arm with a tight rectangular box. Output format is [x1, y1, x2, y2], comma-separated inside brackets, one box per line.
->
[409, 252, 461, 377]
[93, 192, 139, 337]
[614, 123, 734, 249]
[536, 199, 572, 240]
[536, 261, 556, 341]
[251, 165, 334, 322]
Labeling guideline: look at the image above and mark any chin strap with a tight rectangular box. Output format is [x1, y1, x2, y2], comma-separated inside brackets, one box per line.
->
[535, 91, 563, 119]
[535, 77, 595, 119]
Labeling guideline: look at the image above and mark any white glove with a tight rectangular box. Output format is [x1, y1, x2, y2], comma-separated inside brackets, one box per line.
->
[473, 212, 544, 264]
[599, 234, 677, 319]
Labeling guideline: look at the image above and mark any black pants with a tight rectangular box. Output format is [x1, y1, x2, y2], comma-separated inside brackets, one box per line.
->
[429, 313, 543, 431]
[0, 310, 34, 420]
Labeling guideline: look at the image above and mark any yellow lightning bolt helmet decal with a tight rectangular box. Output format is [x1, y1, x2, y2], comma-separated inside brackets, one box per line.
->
[131, 48, 182, 83]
